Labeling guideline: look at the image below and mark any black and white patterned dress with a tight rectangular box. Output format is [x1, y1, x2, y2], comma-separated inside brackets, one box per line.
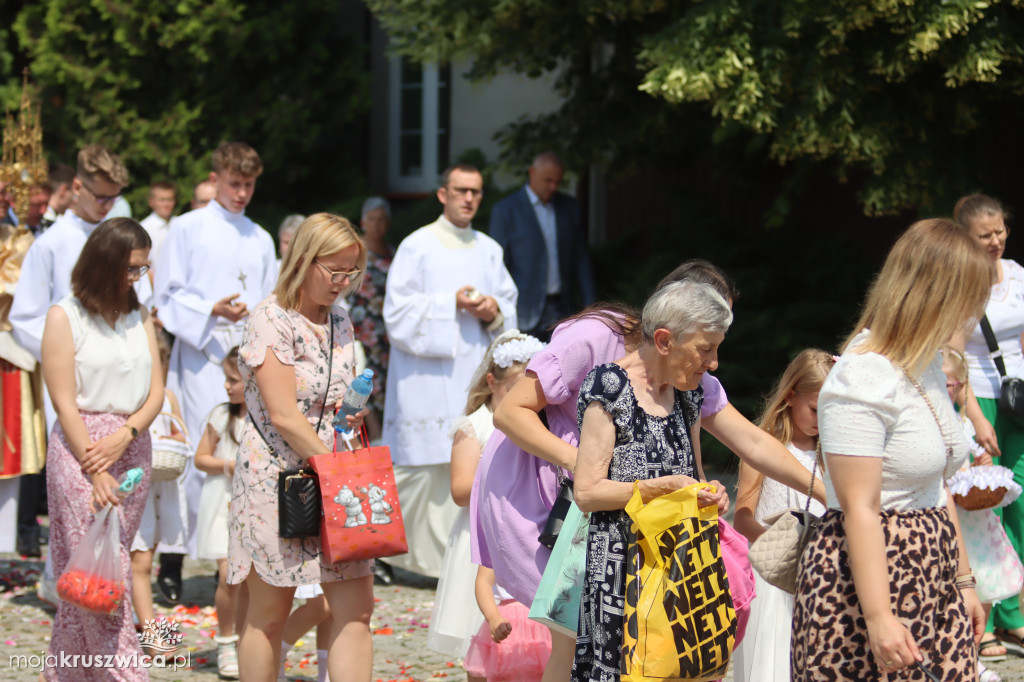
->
[571, 363, 702, 682]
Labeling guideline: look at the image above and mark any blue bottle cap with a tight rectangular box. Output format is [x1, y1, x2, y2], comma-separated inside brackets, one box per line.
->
[118, 467, 144, 494]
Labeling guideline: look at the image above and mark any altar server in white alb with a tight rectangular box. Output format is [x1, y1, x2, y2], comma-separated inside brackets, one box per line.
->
[155, 142, 276, 441]
[153, 141, 276, 549]
[11, 144, 150, 428]
[381, 163, 518, 578]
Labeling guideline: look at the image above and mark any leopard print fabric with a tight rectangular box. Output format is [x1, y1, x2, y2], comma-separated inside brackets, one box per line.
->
[791, 507, 976, 681]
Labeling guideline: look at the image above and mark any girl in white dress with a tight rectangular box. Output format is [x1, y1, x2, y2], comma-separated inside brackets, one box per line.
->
[426, 331, 544, 674]
[732, 349, 834, 682]
[194, 346, 246, 678]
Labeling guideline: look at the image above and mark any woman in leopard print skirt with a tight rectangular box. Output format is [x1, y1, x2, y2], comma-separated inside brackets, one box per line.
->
[792, 219, 988, 681]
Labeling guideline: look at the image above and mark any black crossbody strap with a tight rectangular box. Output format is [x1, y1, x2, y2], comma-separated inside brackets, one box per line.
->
[247, 313, 335, 457]
[980, 315, 1009, 378]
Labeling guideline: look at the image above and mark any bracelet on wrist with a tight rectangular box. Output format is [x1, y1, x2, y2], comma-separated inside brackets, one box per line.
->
[955, 571, 977, 590]
[123, 423, 138, 439]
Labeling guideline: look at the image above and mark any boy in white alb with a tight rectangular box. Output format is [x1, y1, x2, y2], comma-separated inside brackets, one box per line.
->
[139, 180, 177, 266]
[154, 142, 276, 557]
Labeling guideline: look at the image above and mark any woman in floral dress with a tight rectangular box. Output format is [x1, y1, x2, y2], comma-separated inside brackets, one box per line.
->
[348, 197, 393, 442]
[228, 213, 372, 682]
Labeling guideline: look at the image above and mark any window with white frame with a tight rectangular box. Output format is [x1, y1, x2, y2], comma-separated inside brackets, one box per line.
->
[388, 56, 450, 193]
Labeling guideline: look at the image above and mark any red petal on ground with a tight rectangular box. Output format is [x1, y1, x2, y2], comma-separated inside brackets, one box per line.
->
[373, 627, 394, 635]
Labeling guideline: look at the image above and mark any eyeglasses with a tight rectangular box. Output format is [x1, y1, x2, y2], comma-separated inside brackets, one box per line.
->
[315, 260, 361, 284]
[127, 265, 150, 280]
[79, 177, 121, 206]
[446, 186, 483, 198]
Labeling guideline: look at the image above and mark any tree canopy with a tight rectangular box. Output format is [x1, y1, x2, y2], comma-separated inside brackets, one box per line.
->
[1, 0, 370, 223]
[368, 0, 1024, 215]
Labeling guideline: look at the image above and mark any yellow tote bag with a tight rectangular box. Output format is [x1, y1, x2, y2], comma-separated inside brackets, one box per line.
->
[621, 481, 736, 682]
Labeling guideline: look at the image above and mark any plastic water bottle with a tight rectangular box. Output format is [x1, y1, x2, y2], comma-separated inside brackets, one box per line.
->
[116, 467, 144, 499]
[333, 369, 374, 437]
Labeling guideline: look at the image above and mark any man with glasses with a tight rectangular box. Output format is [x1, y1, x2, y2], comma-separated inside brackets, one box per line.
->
[379, 163, 518, 580]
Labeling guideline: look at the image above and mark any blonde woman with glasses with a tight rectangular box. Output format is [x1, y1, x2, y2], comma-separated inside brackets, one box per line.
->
[228, 213, 372, 682]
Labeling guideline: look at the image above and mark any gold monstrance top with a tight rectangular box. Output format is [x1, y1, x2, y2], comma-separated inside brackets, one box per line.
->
[0, 70, 47, 225]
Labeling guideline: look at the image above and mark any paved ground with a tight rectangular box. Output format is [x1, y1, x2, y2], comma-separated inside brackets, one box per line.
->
[2, 479, 1023, 681]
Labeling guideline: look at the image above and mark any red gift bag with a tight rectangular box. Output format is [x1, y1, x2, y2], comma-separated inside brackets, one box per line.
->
[308, 429, 408, 563]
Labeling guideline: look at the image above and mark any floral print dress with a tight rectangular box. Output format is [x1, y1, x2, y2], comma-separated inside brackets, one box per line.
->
[348, 247, 392, 414]
[227, 295, 373, 586]
[571, 363, 701, 682]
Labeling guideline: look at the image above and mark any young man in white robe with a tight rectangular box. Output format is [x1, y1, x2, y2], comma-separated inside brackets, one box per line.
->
[9, 144, 135, 598]
[380, 164, 518, 579]
[139, 180, 177, 267]
[153, 142, 276, 585]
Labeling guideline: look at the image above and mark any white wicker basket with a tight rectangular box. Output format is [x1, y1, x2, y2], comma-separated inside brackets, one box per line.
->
[150, 412, 190, 482]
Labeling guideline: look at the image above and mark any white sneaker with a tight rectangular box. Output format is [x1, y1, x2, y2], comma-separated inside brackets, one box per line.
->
[214, 635, 239, 679]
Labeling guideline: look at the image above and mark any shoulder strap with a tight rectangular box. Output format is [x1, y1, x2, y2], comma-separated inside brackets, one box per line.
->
[980, 315, 1008, 378]
[315, 314, 334, 434]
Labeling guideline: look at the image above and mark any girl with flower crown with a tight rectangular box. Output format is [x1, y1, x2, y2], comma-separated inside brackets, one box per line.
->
[427, 331, 552, 680]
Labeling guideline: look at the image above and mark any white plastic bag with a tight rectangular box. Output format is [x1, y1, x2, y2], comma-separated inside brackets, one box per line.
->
[56, 505, 124, 614]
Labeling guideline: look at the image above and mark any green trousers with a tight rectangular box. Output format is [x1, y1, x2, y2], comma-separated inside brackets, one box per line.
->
[978, 398, 1024, 632]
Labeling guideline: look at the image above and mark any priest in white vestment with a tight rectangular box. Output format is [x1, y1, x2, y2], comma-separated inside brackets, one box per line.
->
[153, 142, 276, 555]
[381, 164, 518, 578]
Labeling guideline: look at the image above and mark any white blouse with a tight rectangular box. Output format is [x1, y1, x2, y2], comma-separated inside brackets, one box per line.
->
[753, 442, 826, 526]
[965, 259, 1024, 399]
[56, 296, 151, 414]
[819, 331, 969, 512]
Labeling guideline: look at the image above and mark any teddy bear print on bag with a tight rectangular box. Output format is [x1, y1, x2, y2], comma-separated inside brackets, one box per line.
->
[334, 485, 368, 527]
[365, 484, 394, 524]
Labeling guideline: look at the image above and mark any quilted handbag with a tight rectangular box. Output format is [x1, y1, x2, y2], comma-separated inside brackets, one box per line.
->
[278, 468, 322, 538]
[748, 457, 821, 595]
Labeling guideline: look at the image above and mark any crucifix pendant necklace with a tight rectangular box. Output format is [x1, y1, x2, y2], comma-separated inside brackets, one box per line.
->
[238, 270, 247, 290]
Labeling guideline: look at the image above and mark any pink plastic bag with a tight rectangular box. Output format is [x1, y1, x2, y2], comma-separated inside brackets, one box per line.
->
[718, 519, 755, 645]
[56, 505, 124, 615]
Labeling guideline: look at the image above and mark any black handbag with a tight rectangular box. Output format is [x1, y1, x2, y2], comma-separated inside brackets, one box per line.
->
[250, 315, 334, 539]
[538, 473, 574, 549]
[979, 315, 1024, 424]
[278, 468, 322, 538]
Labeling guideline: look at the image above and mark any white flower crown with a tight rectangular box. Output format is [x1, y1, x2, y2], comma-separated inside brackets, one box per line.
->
[493, 336, 545, 369]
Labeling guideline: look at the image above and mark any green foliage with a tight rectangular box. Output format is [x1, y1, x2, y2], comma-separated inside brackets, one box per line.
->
[638, 0, 1024, 214]
[4, 0, 370, 226]
[368, 0, 1024, 216]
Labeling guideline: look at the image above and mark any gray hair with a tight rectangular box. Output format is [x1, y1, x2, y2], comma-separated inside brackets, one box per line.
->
[641, 281, 733, 343]
[531, 151, 563, 170]
[278, 214, 305, 240]
[361, 196, 391, 221]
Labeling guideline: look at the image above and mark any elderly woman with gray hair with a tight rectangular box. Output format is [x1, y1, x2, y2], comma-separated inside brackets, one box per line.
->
[571, 280, 732, 682]
[349, 197, 394, 441]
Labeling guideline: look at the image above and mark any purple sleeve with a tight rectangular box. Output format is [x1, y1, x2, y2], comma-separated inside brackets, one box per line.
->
[526, 317, 625, 406]
[700, 373, 728, 418]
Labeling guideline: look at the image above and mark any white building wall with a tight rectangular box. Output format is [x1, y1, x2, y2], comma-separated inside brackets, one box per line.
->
[449, 61, 564, 190]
